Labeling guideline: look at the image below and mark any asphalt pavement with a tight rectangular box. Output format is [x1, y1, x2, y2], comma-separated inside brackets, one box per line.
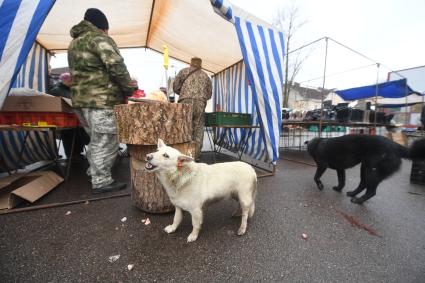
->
[0, 150, 424, 282]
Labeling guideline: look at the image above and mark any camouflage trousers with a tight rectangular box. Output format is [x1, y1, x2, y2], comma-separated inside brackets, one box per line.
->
[179, 98, 206, 160]
[74, 108, 119, 189]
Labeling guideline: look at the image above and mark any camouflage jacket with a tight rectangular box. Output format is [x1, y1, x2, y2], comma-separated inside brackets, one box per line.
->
[68, 20, 134, 108]
[173, 67, 212, 103]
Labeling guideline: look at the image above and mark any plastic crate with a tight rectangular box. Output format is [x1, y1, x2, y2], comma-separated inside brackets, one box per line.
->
[46, 113, 79, 127]
[205, 112, 252, 126]
[308, 125, 319, 132]
[336, 126, 346, 132]
[0, 112, 22, 125]
[0, 112, 79, 127]
[410, 160, 425, 185]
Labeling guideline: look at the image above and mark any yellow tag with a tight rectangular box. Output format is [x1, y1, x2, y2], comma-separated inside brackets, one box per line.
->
[37, 121, 49, 126]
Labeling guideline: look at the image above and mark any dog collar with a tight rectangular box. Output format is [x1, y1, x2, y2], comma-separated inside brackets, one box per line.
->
[177, 160, 183, 169]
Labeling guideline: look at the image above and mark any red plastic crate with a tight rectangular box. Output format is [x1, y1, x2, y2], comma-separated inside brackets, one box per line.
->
[0, 112, 22, 125]
[0, 112, 79, 127]
[46, 112, 79, 127]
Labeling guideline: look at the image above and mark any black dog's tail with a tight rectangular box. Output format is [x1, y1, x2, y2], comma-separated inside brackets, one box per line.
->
[409, 139, 425, 160]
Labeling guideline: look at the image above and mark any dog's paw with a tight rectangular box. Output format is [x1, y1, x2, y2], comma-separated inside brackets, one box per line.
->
[316, 182, 324, 191]
[350, 197, 363, 205]
[237, 227, 246, 236]
[332, 186, 343, 192]
[187, 233, 198, 243]
[164, 225, 176, 234]
[346, 191, 355, 197]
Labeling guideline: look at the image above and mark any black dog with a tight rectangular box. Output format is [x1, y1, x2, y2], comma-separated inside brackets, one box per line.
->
[307, 134, 425, 204]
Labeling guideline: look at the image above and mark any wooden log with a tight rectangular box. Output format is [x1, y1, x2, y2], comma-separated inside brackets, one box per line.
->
[128, 142, 196, 213]
[114, 101, 192, 145]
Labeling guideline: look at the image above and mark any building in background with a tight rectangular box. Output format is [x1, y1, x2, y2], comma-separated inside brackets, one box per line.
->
[387, 65, 425, 127]
[287, 82, 332, 111]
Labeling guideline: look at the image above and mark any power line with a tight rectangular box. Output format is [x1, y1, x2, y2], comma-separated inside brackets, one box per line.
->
[288, 36, 407, 80]
[298, 63, 378, 85]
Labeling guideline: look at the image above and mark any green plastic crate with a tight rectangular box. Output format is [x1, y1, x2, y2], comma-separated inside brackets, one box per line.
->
[205, 112, 252, 126]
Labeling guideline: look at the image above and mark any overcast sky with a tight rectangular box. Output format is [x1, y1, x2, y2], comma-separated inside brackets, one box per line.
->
[235, 0, 425, 69]
[52, 0, 425, 92]
[232, 0, 425, 90]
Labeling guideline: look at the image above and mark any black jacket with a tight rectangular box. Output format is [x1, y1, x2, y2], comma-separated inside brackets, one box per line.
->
[50, 82, 71, 99]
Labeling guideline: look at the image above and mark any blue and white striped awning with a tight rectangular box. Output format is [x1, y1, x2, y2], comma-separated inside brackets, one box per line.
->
[211, 1, 285, 163]
[210, 0, 234, 23]
[0, 0, 54, 107]
[213, 61, 269, 161]
[12, 41, 49, 93]
[0, 128, 57, 173]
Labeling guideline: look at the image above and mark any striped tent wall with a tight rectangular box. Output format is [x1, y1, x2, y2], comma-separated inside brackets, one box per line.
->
[0, 129, 57, 173]
[234, 16, 284, 164]
[12, 42, 49, 92]
[210, 1, 285, 164]
[213, 61, 269, 162]
[0, 0, 55, 108]
[210, 0, 234, 23]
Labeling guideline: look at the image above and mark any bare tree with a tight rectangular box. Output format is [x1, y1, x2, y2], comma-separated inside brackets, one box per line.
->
[273, 1, 307, 108]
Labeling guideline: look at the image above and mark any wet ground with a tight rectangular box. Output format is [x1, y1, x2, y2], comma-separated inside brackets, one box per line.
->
[0, 150, 424, 282]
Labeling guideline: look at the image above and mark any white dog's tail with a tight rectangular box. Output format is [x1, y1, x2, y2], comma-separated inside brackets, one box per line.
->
[249, 174, 257, 218]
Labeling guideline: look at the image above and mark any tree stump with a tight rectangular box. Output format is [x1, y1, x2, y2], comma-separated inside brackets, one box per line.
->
[114, 101, 192, 145]
[114, 101, 194, 213]
[128, 143, 196, 213]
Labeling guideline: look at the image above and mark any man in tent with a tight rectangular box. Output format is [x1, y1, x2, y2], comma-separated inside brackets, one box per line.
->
[68, 8, 136, 194]
[51, 72, 72, 98]
[173, 57, 212, 160]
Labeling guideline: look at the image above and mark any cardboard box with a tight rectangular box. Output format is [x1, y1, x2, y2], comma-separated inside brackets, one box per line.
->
[0, 171, 63, 209]
[1, 95, 73, 112]
[387, 132, 408, 146]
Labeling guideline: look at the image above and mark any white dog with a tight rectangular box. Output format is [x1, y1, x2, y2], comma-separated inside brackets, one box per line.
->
[145, 139, 257, 242]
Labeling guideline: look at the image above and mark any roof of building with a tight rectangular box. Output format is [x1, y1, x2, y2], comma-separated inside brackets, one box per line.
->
[290, 82, 332, 100]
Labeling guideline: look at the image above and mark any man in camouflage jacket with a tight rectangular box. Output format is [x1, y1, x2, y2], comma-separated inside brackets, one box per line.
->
[173, 57, 212, 160]
[68, 8, 135, 193]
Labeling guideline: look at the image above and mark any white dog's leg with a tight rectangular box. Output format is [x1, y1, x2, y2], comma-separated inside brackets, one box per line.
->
[237, 206, 249, 235]
[237, 198, 252, 236]
[164, 207, 183, 234]
[248, 202, 255, 218]
[187, 209, 203, 242]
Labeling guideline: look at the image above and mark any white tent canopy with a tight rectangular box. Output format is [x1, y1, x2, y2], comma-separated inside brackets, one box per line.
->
[1, 0, 284, 164]
[38, 0, 272, 73]
[377, 93, 425, 107]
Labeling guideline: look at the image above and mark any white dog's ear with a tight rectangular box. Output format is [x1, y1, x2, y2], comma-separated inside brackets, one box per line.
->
[157, 139, 166, 148]
[177, 154, 194, 163]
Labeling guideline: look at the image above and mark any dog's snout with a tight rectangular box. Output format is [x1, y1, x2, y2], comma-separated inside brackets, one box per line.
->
[146, 154, 153, 161]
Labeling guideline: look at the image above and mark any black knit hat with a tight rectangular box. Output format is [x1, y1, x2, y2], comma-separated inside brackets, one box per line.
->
[84, 8, 109, 30]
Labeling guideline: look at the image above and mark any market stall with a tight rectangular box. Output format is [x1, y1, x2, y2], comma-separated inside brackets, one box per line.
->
[0, 0, 285, 210]
[1, 0, 284, 165]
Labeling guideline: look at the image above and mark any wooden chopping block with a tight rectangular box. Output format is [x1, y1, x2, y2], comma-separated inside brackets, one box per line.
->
[128, 142, 196, 213]
[114, 101, 192, 145]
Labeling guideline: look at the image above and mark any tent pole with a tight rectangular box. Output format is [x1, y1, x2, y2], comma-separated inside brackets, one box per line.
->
[405, 79, 408, 126]
[145, 0, 156, 46]
[319, 37, 328, 138]
[421, 92, 425, 137]
[374, 63, 380, 132]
